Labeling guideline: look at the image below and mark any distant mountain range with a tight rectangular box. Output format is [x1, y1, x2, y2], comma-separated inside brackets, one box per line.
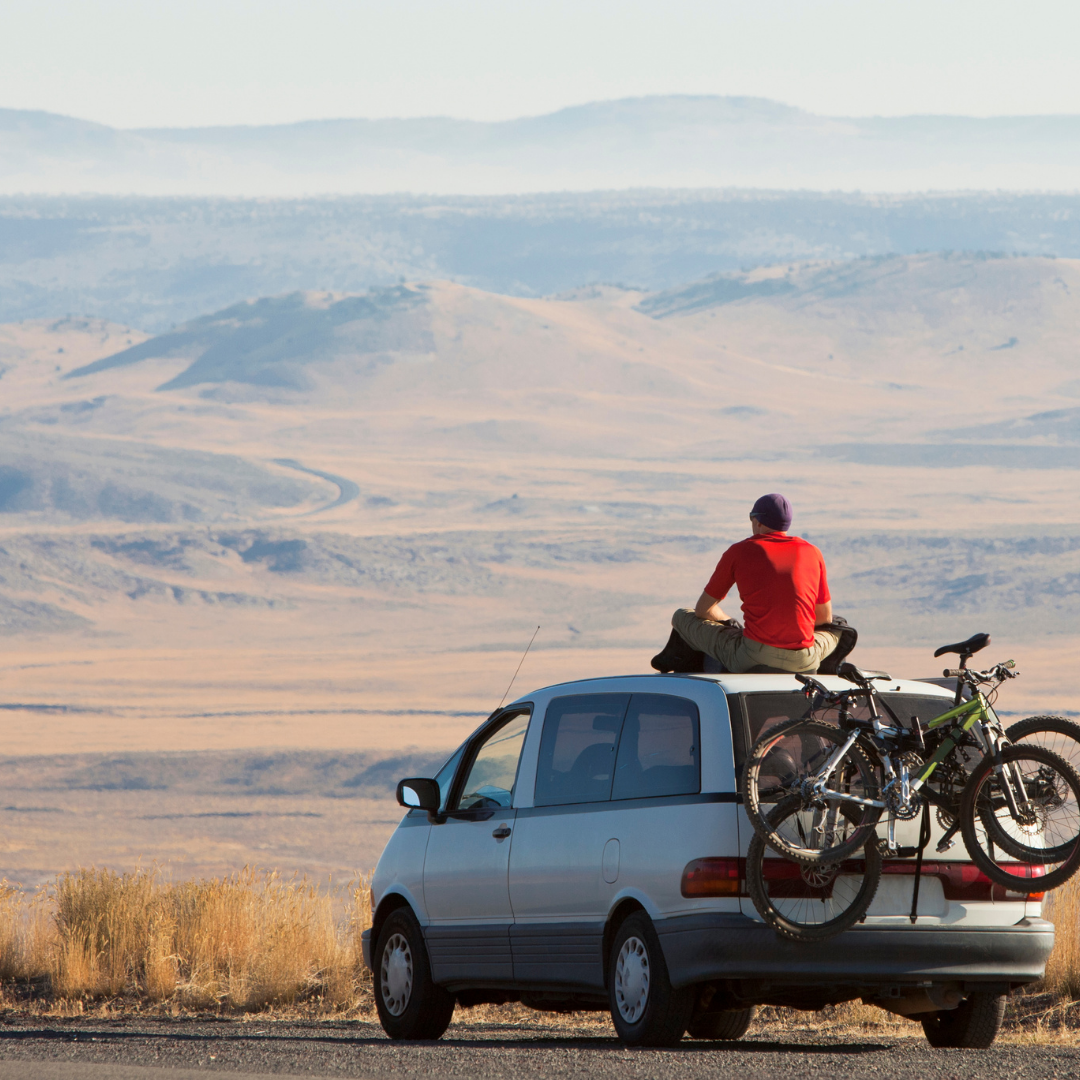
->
[5, 95, 1080, 195]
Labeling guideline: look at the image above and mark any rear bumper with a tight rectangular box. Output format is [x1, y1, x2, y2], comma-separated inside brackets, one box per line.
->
[361, 928, 372, 973]
[656, 913, 1054, 990]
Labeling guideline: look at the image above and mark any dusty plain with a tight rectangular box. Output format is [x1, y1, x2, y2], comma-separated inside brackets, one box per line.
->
[0, 251, 1078, 884]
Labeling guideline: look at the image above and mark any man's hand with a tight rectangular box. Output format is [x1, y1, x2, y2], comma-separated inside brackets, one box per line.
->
[815, 601, 833, 626]
[694, 591, 729, 622]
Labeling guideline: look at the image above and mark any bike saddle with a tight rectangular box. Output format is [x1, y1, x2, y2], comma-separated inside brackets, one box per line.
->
[933, 632, 990, 659]
[837, 661, 891, 685]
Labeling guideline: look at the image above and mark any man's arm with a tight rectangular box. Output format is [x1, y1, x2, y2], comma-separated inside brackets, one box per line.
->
[815, 600, 833, 626]
[695, 591, 729, 622]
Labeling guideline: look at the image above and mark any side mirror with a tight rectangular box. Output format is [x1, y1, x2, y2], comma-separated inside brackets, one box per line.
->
[396, 777, 440, 813]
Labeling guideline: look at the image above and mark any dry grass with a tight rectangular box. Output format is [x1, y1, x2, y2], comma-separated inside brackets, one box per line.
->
[0, 869, 372, 1013]
[0, 865, 1078, 1037]
[1043, 877, 1080, 1001]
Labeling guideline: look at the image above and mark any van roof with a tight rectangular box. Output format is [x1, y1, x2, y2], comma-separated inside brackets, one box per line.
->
[511, 671, 955, 702]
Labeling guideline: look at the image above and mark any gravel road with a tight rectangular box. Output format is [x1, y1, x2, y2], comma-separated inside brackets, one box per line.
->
[0, 1016, 1078, 1080]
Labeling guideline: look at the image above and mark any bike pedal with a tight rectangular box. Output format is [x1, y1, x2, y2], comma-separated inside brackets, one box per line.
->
[935, 838, 955, 853]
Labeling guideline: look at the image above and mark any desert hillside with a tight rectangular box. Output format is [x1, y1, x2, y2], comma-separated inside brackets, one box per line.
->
[1, 252, 1078, 881]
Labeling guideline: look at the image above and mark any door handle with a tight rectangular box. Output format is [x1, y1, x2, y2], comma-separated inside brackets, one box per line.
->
[492, 825, 512, 839]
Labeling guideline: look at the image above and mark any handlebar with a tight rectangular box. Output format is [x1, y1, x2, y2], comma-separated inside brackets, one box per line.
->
[943, 660, 1018, 684]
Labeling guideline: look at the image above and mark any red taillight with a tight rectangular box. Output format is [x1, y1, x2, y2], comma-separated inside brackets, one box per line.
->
[881, 860, 1045, 901]
[682, 857, 743, 897]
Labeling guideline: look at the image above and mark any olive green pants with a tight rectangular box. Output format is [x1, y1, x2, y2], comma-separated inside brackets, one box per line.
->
[671, 608, 840, 674]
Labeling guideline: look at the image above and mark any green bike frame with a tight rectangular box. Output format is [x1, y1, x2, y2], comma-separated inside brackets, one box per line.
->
[910, 692, 1001, 790]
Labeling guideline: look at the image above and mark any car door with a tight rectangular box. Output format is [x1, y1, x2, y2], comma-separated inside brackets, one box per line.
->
[422, 707, 531, 984]
[508, 692, 631, 989]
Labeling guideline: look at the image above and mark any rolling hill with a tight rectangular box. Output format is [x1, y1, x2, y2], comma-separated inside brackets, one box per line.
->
[0, 252, 1078, 771]
[3, 250, 1080, 881]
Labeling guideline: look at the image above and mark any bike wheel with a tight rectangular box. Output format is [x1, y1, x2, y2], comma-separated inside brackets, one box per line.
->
[960, 745, 1080, 892]
[742, 718, 882, 865]
[1007, 716, 1080, 780]
[746, 796, 882, 942]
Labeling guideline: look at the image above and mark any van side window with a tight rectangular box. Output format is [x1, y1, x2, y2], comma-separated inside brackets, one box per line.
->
[455, 710, 531, 811]
[533, 694, 631, 806]
[612, 694, 700, 800]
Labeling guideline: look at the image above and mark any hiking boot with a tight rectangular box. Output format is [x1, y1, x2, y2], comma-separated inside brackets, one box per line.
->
[817, 616, 858, 675]
[651, 629, 706, 673]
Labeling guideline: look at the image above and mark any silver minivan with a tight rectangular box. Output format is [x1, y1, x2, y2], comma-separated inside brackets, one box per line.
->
[362, 672, 1053, 1048]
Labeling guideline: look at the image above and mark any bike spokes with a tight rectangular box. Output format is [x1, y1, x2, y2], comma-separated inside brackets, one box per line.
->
[746, 796, 882, 942]
[961, 745, 1080, 892]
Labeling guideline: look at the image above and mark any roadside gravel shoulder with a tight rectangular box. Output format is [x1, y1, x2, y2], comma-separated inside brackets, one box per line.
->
[0, 1014, 1078, 1080]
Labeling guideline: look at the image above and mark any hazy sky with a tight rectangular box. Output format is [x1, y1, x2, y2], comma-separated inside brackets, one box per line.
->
[3, 0, 1079, 128]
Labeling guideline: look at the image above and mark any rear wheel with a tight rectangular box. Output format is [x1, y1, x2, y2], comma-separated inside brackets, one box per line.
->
[961, 745, 1080, 890]
[608, 911, 693, 1047]
[921, 992, 1006, 1048]
[746, 796, 882, 942]
[373, 907, 456, 1040]
[687, 1006, 755, 1040]
[742, 719, 881, 865]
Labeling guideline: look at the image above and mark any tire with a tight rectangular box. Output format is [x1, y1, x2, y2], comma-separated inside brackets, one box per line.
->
[746, 796, 882, 942]
[608, 911, 694, 1047]
[960, 745, 1080, 892]
[687, 1006, 755, 1040]
[921, 992, 1006, 1048]
[373, 907, 456, 1040]
[742, 719, 882, 865]
[1007, 715, 1080, 779]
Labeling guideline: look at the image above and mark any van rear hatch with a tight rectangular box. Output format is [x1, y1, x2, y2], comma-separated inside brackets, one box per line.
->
[728, 687, 1043, 926]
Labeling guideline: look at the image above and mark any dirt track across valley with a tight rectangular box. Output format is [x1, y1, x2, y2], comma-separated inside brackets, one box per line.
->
[0, 1016, 1077, 1080]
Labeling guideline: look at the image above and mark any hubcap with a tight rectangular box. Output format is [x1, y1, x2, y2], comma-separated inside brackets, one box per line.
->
[614, 935, 650, 1023]
[380, 932, 413, 1017]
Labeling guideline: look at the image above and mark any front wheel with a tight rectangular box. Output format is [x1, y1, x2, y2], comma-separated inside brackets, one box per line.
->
[746, 796, 882, 942]
[960, 745, 1080, 892]
[373, 907, 456, 1040]
[608, 911, 694, 1047]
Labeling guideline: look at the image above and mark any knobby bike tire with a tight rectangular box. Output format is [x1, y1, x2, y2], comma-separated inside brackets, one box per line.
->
[741, 718, 882, 866]
[1007, 715, 1080, 778]
[960, 744, 1080, 892]
[997, 721, 1080, 864]
[746, 796, 882, 942]
[977, 743, 1080, 865]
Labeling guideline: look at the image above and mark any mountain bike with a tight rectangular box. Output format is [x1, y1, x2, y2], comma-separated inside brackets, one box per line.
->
[741, 635, 1080, 939]
[932, 635, 1080, 782]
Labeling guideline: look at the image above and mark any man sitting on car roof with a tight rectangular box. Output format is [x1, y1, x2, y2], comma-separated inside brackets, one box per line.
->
[652, 493, 848, 675]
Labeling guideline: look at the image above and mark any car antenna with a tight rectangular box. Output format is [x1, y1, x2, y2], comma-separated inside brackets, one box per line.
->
[497, 625, 540, 710]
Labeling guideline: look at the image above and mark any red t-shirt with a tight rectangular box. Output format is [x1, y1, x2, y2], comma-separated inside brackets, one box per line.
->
[704, 533, 830, 650]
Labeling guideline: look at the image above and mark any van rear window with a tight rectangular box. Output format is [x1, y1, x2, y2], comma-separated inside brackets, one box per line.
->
[730, 691, 955, 770]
